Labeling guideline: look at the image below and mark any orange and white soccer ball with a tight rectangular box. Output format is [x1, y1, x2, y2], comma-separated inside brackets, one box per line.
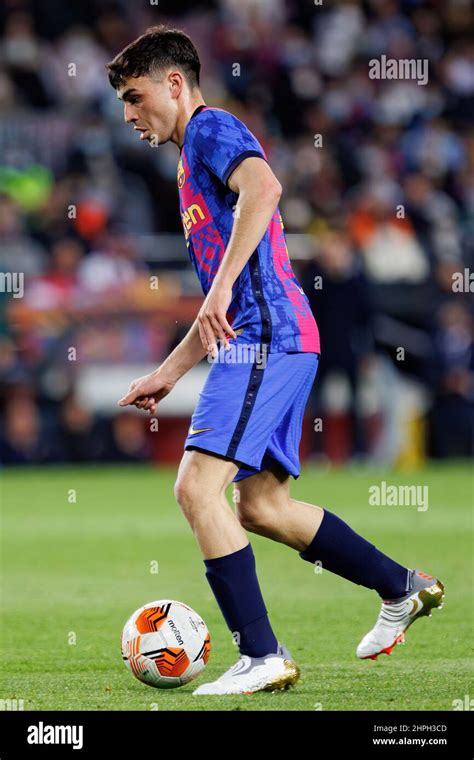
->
[121, 600, 211, 689]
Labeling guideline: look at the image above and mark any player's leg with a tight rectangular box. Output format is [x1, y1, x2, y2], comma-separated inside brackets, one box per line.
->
[234, 461, 324, 549]
[235, 463, 445, 659]
[174, 447, 245, 558]
[175, 448, 277, 655]
[174, 448, 299, 694]
[235, 462, 412, 597]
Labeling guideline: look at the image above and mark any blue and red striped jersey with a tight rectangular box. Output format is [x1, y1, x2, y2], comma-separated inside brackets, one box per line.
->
[177, 105, 320, 353]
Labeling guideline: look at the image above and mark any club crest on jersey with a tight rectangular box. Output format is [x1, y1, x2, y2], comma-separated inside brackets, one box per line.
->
[177, 159, 185, 189]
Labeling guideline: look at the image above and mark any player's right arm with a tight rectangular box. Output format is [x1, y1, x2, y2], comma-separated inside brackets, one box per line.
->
[117, 318, 207, 414]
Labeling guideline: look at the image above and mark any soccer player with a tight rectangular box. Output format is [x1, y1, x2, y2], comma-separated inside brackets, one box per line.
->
[110, 26, 445, 695]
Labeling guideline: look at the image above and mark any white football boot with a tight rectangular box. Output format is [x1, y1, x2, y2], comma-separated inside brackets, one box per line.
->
[193, 643, 300, 695]
[357, 570, 445, 660]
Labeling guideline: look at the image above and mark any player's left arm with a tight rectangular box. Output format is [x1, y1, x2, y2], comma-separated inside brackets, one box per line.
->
[197, 156, 282, 356]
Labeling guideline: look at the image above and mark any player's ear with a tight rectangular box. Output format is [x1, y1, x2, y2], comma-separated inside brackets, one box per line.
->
[168, 69, 183, 99]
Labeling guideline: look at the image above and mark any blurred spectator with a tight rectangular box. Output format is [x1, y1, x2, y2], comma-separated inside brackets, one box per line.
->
[78, 233, 143, 294]
[403, 172, 462, 265]
[0, 0, 471, 466]
[1, 11, 51, 108]
[0, 195, 47, 276]
[58, 394, 106, 462]
[107, 412, 151, 462]
[0, 395, 57, 464]
[25, 237, 83, 309]
[348, 182, 429, 283]
[302, 229, 374, 459]
[429, 302, 474, 458]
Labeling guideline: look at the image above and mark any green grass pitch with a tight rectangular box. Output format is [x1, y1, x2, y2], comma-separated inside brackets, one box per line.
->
[1, 462, 472, 711]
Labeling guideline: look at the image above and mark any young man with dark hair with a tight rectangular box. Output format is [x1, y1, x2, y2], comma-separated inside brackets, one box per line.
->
[111, 26, 445, 696]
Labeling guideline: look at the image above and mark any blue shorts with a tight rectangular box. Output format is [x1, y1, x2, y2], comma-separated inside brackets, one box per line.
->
[184, 348, 319, 482]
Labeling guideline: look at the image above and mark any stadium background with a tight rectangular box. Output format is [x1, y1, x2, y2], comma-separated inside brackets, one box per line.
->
[0, 0, 472, 468]
[0, 0, 473, 714]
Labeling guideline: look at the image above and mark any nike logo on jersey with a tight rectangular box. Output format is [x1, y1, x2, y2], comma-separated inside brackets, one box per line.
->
[189, 427, 213, 435]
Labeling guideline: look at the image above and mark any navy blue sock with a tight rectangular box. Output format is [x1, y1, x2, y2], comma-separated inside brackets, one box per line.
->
[299, 509, 412, 600]
[204, 543, 279, 658]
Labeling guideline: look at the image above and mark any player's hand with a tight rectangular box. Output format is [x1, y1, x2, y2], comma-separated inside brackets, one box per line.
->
[117, 371, 175, 415]
[197, 283, 237, 358]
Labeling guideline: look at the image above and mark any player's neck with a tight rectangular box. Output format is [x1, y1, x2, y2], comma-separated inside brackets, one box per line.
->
[173, 95, 207, 149]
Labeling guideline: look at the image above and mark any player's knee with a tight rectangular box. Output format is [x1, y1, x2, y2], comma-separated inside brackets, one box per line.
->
[174, 473, 219, 524]
[173, 475, 196, 515]
[236, 500, 271, 533]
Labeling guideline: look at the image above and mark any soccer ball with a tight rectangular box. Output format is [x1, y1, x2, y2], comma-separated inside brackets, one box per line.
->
[121, 599, 211, 689]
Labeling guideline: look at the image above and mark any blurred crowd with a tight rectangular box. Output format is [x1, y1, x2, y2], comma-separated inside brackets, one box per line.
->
[0, 0, 472, 466]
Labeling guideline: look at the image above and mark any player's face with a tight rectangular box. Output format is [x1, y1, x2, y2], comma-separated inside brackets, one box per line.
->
[118, 74, 178, 146]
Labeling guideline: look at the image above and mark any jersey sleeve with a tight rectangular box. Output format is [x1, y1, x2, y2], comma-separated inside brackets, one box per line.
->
[190, 109, 267, 186]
